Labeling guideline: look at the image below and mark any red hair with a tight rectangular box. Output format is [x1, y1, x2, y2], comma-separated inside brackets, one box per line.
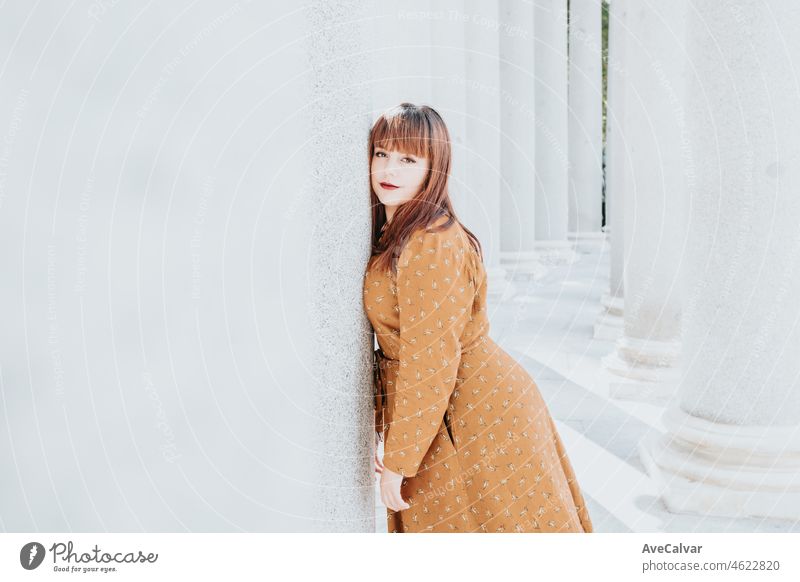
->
[369, 103, 483, 273]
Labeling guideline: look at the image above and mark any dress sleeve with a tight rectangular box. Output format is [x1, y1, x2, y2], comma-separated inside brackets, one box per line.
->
[382, 229, 476, 478]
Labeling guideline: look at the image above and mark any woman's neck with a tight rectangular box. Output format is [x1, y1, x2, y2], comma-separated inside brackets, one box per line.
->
[384, 205, 396, 224]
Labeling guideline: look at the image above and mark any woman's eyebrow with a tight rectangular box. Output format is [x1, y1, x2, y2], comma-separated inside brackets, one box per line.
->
[374, 147, 418, 159]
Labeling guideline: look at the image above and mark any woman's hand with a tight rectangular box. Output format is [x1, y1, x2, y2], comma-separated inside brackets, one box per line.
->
[380, 466, 411, 512]
[374, 432, 384, 474]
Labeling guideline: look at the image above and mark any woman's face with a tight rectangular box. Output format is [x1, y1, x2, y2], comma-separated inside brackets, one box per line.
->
[370, 146, 430, 212]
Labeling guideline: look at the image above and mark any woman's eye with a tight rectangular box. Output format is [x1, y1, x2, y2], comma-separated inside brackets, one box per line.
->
[373, 151, 414, 163]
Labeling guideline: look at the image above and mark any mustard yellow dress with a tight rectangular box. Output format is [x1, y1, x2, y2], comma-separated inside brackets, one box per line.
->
[364, 214, 594, 533]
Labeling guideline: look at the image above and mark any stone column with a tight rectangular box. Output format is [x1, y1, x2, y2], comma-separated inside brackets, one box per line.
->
[533, 0, 576, 266]
[567, 0, 604, 245]
[594, 0, 628, 341]
[463, 0, 514, 301]
[601, 1, 686, 402]
[0, 0, 374, 532]
[306, 0, 376, 531]
[641, 0, 800, 520]
[497, 0, 542, 280]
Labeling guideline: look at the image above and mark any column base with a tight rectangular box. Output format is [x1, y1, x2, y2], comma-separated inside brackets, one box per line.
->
[533, 239, 579, 266]
[640, 406, 800, 521]
[499, 250, 549, 281]
[568, 230, 608, 253]
[593, 292, 624, 341]
[485, 265, 516, 302]
[602, 335, 681, 403]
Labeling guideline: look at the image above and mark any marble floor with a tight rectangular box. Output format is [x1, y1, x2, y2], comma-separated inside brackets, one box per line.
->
[374, 240, 800, 533]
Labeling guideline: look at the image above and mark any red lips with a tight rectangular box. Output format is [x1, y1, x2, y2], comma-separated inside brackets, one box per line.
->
[380, 182, 399, 190]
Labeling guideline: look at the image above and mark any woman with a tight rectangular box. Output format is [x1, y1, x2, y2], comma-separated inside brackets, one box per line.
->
[364, 103, 593, 533]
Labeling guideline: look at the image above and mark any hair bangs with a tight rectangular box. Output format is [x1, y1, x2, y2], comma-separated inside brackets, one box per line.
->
[370, 105, 431, 159]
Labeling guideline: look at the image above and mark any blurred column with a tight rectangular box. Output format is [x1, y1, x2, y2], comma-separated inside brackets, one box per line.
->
[369, 0, 433, 114]
[463, 0, 514, 302]
[431, 1, 469, 231]
[567, 0, 604, 247]
[641, 0, 800, 520]
[533, 0, 576, 266]
[497, 0, 541, 280]
[601, 1, 686, 402]
[594, 0, 628, 340]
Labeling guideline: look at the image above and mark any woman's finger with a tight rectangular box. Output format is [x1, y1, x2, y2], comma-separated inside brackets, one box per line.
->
[385, 487, 409, 512]
[381, 485, 398, 512]
[380, 489, 394, 511]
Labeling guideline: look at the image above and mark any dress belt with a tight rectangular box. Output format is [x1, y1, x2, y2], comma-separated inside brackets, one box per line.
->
[373, 347, 390, 440]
